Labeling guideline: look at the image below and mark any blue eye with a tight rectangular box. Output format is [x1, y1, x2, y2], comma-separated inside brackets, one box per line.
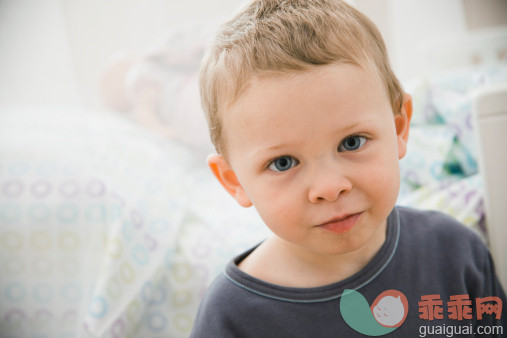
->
[268, 156, 298, 172]
[338, 136, 367, 151]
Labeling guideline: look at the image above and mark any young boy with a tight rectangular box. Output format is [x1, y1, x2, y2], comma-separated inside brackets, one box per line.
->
[191, 0, 506, 336]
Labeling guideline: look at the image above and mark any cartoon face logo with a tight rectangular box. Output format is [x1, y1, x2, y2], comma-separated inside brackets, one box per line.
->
[371, 290, 408, 327]
[340, 289, 409, 336]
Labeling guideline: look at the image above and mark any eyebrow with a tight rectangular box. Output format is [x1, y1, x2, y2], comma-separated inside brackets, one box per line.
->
[338, 121, 362, 132]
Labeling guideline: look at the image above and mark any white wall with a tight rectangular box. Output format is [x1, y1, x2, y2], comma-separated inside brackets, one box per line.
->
[355, 0, 468, 83]
[0, 0, 81, 106]
[390, 0, 468, 82]
[357, 0, 507, 83]
[1, 0, 504, 108]
[0, 0, 242, 108]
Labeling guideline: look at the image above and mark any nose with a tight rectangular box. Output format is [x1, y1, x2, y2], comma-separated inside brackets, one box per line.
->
[307, 162, 352, 203]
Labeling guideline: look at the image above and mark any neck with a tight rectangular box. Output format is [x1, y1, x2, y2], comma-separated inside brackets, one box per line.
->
[240, 220, 387, 288]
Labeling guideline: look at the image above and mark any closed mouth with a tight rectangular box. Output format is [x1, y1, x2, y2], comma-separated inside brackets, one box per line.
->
[316, 212, 362, 234]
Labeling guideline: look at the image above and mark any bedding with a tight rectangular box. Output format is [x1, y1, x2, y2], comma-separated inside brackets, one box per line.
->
[398, 64, 507, 235]
[0, 105, 266, 337]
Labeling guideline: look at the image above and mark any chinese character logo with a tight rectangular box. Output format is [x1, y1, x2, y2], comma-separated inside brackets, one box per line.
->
[340, 289, 408, 336]
[476, 297, 503, 320]
[418, 294, 503, 321]
[418, 294, 444, 320]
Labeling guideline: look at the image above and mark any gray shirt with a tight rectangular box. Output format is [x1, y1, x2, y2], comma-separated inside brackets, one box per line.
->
[191, 206, 506, 337]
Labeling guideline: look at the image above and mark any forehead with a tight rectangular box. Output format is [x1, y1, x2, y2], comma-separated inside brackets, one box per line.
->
[221, 63, 389, 147]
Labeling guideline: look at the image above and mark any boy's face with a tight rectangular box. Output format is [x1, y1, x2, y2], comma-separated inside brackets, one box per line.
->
[209, 63, 411, 257]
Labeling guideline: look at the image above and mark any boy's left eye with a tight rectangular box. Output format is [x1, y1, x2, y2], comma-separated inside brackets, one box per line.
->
[338, 136, 367, 151]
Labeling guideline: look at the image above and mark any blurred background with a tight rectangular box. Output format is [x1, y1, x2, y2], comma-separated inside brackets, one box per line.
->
[0, 0, 506, 337]
[1, 0, 506, 108]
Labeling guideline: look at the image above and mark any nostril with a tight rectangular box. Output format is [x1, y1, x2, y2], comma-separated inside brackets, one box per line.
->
[308, 175, 352, 203]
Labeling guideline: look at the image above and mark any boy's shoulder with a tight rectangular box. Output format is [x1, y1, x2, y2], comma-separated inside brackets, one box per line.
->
[396, 205, 487, 259]
[190, 270, 254, 337]
[393, 206, 505, 300]
[193, 271, 240, 314]
[397, 205, 482, 239]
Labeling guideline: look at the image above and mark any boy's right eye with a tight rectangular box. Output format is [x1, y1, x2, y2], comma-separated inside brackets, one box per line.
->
[268, 156, 298, 172]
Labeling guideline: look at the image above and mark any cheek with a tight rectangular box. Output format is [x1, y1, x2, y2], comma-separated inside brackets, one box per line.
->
[359, 150, 400, 205]
[260, 190, 294, 218]
[249, 181, 302, 227]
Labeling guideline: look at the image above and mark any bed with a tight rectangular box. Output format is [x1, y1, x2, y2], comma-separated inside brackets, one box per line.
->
[0, 29, 506, 338]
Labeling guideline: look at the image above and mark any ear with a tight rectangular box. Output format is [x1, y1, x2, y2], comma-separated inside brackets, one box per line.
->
[207, 154, 253, 207]
[395, 93, 413, 159]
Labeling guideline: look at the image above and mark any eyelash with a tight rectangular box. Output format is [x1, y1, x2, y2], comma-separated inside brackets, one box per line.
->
[264, 154, 298, 171]
[338, 134, 369, 152]
[264, 134, 370, 172]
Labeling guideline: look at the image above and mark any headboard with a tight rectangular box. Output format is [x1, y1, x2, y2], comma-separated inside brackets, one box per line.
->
[473, 83, 507, 289]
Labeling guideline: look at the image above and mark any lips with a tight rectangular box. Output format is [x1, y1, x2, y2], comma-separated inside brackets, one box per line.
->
[316, 212, 362, 234]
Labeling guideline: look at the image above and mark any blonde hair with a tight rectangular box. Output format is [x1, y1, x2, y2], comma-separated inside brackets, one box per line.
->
[200, 0, 403, 154]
